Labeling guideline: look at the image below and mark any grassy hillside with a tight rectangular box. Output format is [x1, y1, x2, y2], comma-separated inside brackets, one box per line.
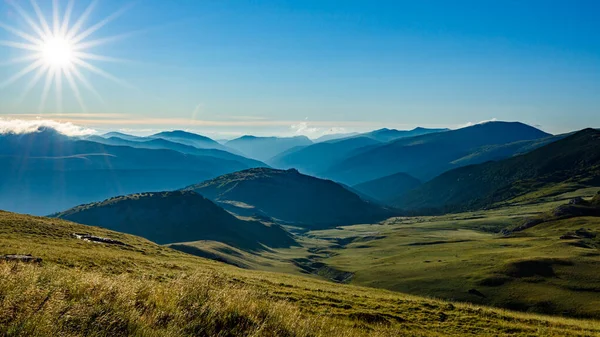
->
[1, 211, 600, 336]
[184, 168, 397, 228]
[396, 129, 600, 212]
[325, 121, 551, 184]
[52, 191, 294, 250]
[353, 172, 422, 204]
[246, 187, 600, 319]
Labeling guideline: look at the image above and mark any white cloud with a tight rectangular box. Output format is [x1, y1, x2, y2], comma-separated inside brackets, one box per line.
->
[460, 118, 498, 128]
[0, 118, 97, 136]
[290, 121, 320, 136]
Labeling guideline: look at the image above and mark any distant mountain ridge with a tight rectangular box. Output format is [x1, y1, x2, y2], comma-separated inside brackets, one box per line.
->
[53, 190, 295, 250]
[395, 128, 600, 212]
[324, 122, 552, 184]
[184, 167, 397, 228]
[0, 128, 264, 215]
[226, 135, 313, 162]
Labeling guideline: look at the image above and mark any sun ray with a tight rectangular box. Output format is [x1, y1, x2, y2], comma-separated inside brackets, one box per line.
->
[73, 51, 130, 63]
[0, 22, 43, 45]
[66, 0, 98, 40]
[29, 0, 53, 38]
[17, 64, 49, 104]
[64, 68, 87, 112]
[0, 59, 44, 88]
[71, 29, 143, 51]
[54, 67, 63, 112]
[39, 67, 56, 112]
[73, 58, 134, 89]
[0, 40, 39, 51]
[71, 3, 134, 45]
[60, 0, 76, 36]
[69, 65, 105, 104]
[52, 0, 61, 36]
[0, 54, 42, 67]
[7, 0, 46, 39]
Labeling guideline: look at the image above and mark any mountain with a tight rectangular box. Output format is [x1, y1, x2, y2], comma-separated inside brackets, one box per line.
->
[149, 130, 233, 152]
[0, 128, 263, 215]
[314, 132, 360, 143]
[361, 127, 449, 142]
[101, 131, 142, 141]
[88, 135, 265, 167]
[269, 136, 381, 176]
[395, 128, 600, 212]
[353, 172, 422, 204]
[324, 122, 552, 185]
[53, 190, 294, 249]
[184, 168, 397, 228]
[226, 135, 313, 162]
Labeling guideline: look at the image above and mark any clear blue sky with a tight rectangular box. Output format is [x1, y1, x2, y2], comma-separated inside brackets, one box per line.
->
[1, 0, 599, 138]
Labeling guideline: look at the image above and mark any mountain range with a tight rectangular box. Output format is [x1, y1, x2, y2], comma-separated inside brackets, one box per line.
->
[184, 167, 397, 228]
[225, 135, 313, 162]
[394, 128, 600, 212]
[53, 190, 295, 250]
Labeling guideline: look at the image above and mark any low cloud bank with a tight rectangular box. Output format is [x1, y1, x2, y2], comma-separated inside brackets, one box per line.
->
[0, 118, 97, 137]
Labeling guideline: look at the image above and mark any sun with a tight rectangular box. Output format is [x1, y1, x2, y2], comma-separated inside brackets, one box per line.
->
[0, 0, 134, 112]
[41, 36, 74, 68]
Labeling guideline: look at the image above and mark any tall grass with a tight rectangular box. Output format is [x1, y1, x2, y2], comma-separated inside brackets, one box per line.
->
[0, 263, 398, 337]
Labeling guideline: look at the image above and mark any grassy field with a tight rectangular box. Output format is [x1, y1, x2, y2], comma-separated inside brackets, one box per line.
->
[2, 211, 600, 336]
[273, 187, 600, 318]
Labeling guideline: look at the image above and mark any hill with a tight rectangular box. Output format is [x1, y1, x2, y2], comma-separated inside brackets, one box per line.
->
[53, 190, 293, 250]
[0, 128, 262, 215]
[269, 136, 381, 175]
[361, 127, 449, 142]
[226, 135, 313, 161]
[1, 212, 599, 336]
[395, 128, 600, 212]
[149, 130, 233, 152]
[353, 172, 422, 204]
[89, 135, 265, 167]
[325, 121, 552, 185]
[184, 168, 396, 228]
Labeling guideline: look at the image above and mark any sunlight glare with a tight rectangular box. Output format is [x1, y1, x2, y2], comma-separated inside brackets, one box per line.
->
[41, 36, 74, 68]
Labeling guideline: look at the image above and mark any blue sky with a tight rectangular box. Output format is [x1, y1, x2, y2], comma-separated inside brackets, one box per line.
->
[0, 0, 599, 138]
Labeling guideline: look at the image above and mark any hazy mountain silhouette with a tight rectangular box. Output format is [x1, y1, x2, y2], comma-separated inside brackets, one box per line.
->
[314, 132, 360, 143]
[353, 172, 422, 204]
[269, 136, 381, 176]
[0, 128, 264, 215]
[88, 135, 265, 167]
[226, 135, 313, 162]
[324, 122, 551, 185]
[395, 128, 600, 212]
[53, 190, 295, 249]
[149, 130, 235, 152]
[184, 168, 397, 228]
[361, 127, 449, 142]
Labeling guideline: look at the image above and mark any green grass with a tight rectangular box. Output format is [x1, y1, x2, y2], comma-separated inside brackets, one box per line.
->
[2, 211, 600, 336]
[253, 187, 600, 319]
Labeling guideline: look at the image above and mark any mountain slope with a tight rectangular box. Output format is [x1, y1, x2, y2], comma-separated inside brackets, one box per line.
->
[353, 172, 422, 204]
[226, 135, 313, 161]
[395, 128, 600, 212]
[0, 128, 262, 215]
[361, 127, 449, 142]
[2, 211, 594, 336]
[184, 168, 396, 228]
[53, 190, 294, 249]
[269, 136, 381, 175]
[149, 130, 233, 152]
[325, 121, 551, 184]
[88, 135, 266, 167]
